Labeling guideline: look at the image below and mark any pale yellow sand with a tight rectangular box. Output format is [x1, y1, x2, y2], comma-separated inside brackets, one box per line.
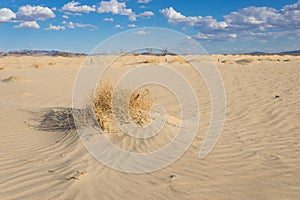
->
[0, 55, 299, 199]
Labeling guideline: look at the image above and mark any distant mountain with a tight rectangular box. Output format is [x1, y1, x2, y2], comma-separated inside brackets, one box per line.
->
[245, 50, 300, 55]
[5, 50, 86, 56]
[245, 51, 268, 55]
[2, 49, 300, 56]
[279, 50, 300, 54]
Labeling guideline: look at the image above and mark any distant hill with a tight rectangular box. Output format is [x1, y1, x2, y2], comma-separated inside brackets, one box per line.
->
[2, 50, 86, 56]
[1, 49, 300, 56]
[279, 50, 300, 54]
[246, 50, 300, 55]
[245, 51, 268, 55]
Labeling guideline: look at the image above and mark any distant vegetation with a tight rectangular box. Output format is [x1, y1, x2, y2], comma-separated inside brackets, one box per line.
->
[0, 49, 300, 56]
[246, 50, 300, 55]
[0, 50, 86, 57]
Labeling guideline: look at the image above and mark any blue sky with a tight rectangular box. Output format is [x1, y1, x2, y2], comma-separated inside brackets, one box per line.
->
[0, 0, 300, 54]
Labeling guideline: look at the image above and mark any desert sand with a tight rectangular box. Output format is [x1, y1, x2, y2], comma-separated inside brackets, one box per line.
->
[0, 54, 299, 199]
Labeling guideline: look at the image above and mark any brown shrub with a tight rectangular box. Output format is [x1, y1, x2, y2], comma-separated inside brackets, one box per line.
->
[93, 82, 153, 132]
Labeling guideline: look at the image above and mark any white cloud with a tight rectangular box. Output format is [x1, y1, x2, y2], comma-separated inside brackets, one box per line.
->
[195, 32, 237, 41]
[62, 1, 96, 13]
[160, 7, 228, 33]
[138, 0, 152, 3]
[245, 29, 300, 40]
[282, 0, 300, 27]
[161, 1, 300, 42]
[114, 24, 122, 29]
[135, 30, 150, 35]
[63, 11, 82, 16]
[62, 21, 97, 30]
[16, 5, 55, 21]
[282, 0, 300, 11]
[62, 20, 74, 28]
[160, 7, 186, 21]
[128, 24, 136, 27]
[14, 21, 40, 29]
[62, 15, 69, 19]
[45, 24, 65, 31]
[224, 7, 283, 30]
[223, 4, 300, 30]
[98, 0, 136, 21]
[139, 11, 154, 18]
[74, 23, 97, 29]
[104, 17, 114, 22]
[0, 8, 16, 22]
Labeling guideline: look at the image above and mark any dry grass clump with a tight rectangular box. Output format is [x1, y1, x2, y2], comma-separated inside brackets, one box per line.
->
[32, 64, 40, 68]
[93, 82, 153, 132]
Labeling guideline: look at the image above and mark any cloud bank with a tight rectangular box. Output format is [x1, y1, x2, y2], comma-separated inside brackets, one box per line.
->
[161, 0, 300, 41]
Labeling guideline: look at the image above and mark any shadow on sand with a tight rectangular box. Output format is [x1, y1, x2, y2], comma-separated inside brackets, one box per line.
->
[27, 107, 100, 132]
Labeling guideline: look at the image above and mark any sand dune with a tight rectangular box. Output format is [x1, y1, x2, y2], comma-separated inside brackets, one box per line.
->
[0, 55, 299, 199]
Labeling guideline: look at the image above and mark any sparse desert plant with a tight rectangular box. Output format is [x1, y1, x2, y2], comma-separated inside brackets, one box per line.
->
[56, 52, 73, 57]
[0, 67, 4, 70]
[146, 48, 153, 55]
[129, 87, 153, 126]
[235, 59, 253, 65]
[161, 48, 168, 55]
[93, 82, 153, 132]
[33, 64, 40, 68]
